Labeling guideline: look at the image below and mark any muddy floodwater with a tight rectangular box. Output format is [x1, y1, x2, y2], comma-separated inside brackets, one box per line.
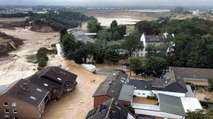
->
[42, 60, 106, 119]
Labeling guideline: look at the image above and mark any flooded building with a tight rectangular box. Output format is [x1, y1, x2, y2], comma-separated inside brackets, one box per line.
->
[86, 98, 135, 119]
[93, 71, 133, 107]
[0, 66, 78, 119]
[0, 79, 50, 119]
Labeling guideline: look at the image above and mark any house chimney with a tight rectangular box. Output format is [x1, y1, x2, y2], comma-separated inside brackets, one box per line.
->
[21, 83, 29, 91]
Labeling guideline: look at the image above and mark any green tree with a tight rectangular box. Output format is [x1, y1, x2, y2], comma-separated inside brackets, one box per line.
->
[38, 57, 47, 68]
[110, 20, 118, 28]
[142, 56, 169, 76]
[187, 110, 205, 119]
[104, 45, 122, 64]
[60, 28, 68, 39]
[129, 57, 143, 75]
[87, 20, 102, 33]
[112, 31, 122, 40]
[122, 31, 140, 56]
[60, 33, 77, 58]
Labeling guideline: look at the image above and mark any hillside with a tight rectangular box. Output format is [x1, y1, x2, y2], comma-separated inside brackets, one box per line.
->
[0, 32, 24, 57]
[29, 11, 95, 31]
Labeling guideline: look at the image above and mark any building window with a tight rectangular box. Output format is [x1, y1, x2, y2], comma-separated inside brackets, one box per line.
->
[3, 102, 8, 106]
[4, 109, 9, 113]
[44, 83, 48, 87]
[13, 109, 17, 113]
[11, 102, 16, 107]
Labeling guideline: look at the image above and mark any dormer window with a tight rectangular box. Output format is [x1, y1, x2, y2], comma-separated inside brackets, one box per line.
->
[4, 109, 9, 113]
[30, 96, 36, 100]
[57, 78, 62, 81]
[13, 109, 17, 113]
[3, 102, 8, 106]
[11, 102, 16, 107]
[36, 88, 42, 92]
[44, 83, 48, 87]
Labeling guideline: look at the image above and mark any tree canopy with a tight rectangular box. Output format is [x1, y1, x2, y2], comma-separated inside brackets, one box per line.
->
[87, 20, 102, 33]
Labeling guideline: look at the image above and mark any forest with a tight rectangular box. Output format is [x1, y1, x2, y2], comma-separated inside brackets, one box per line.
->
[29, 10, 95, 31]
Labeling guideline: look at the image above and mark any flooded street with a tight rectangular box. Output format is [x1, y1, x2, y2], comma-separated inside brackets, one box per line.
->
[42, 60, 106, 119]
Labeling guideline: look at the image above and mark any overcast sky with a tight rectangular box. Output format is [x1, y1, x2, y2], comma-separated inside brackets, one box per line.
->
[0, 0, 213, 6]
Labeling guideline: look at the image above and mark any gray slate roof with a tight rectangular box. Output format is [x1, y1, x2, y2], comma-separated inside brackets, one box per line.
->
[129, 80, 152, 90]
[86, 98, 135, 119]
[2, 79, 49, 107]
[159, 93, 185, 116]
[36, 66, 77, 85]
[145, 35, 166, 43]
[172, 67, 213, 81]
[152, 71, 187, 93]
[93, 71, 129, 99]
[129, 71, 187, 93]
[118, 85, 134, 102]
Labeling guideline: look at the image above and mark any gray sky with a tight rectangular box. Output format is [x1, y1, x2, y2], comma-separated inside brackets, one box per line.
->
[0, 0, 213, 6]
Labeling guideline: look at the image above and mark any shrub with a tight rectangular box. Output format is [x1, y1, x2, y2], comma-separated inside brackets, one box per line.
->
[147, 95, 158, 100]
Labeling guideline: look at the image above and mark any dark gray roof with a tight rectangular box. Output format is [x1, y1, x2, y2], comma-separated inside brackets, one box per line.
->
[172, 67, 213, 80]
[86, 98, 135, 119]
[145, 35, 166, 43]
[105, 71, 129, 84]
[36, 66, 77, 85]
[159, 94, 185, 116]
[2, 79, 49, 107]
[93, 80, 123, 99]
[93, 71, 129, 99]
[118, 85, 134, 102]
[152, 71, 187, 93]
[27, 74, 64, 92]
[129, 80, 153, 90]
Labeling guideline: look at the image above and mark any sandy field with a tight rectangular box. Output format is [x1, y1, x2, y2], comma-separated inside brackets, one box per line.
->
[0, 18, 26, 23]
[84, 11, 157, 27]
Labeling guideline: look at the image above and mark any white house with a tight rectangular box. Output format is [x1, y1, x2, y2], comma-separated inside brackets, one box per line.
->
[133, 33, 172, 57]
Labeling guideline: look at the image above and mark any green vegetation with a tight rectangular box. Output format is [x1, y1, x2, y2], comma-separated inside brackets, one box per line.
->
[98, 20, 126, 41]
[131, 17, 213, 76]
[199, 100, 213, 105]
[147, 95, 158, 100]
[36, 48, 48, 69]
[29, 10, 95, 31]
[122, 30, 141, 56]
[187, 109, 213, 119]
[87, 19, 102, 33]
[208, 78, 213, 90]
[104, 44, 122, 64]
[0, 12, 30, 18]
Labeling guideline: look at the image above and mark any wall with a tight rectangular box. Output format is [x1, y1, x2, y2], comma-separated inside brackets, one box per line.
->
[133, 90, 152, 97]
[152, 90, 185, 98]
[133, 89, 185, 98]
[0, 95, 40, 119]
[94, 96, 111, 107]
